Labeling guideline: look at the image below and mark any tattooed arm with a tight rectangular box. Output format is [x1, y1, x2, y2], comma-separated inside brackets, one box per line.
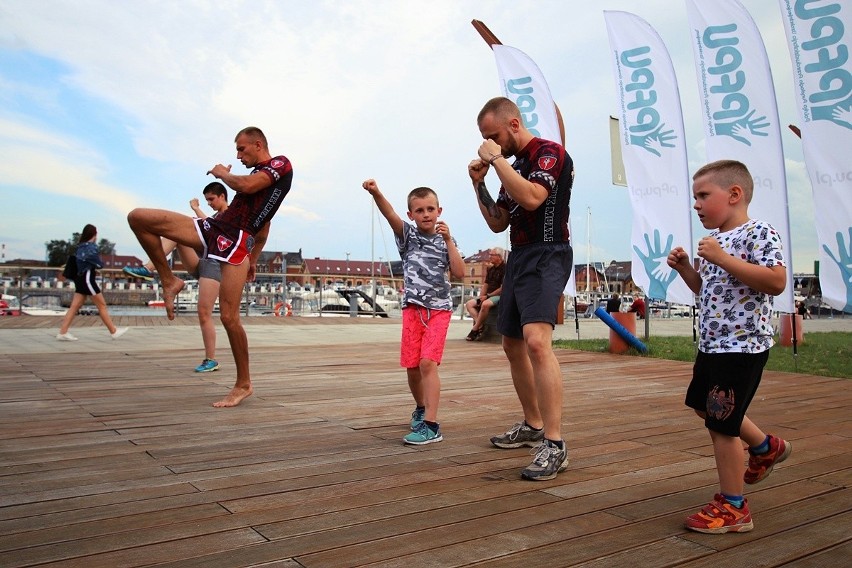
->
[468, 159, 510, 233]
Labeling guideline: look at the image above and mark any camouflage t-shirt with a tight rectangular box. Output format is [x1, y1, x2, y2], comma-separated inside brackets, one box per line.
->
[396, 222, 455, 311]
[698, 219, 785, 354]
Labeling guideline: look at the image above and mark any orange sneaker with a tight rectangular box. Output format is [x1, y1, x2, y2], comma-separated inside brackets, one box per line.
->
[685, 494, 753, 534]
[745, 435, 791, 484]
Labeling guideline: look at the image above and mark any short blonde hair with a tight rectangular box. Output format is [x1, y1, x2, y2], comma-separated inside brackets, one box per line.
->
[407, 186, 439, 210]
[694, 159, 754, 203]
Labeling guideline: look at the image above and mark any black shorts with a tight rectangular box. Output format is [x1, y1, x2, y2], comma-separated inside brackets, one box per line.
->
[193, 217, 254, 266]
[498, 241, 573, 339]
[73, 269, 100, 296]
[685, 350, 769, 437]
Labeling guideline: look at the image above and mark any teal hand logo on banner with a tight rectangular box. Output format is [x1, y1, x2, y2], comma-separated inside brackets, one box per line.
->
[832, 105, 852, 128]
[823, 227, 852, 312]
[629, 123, 676, 157]
[714, 109, 770, 146]
[633, 229, 679, 300]
[812, 96, 852, 130]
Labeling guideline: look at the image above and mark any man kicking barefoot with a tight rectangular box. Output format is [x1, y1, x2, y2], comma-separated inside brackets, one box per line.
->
[128, 126, 293, 407]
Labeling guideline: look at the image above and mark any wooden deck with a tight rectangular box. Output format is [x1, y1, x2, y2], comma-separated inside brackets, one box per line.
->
[0, 318, 850, 567]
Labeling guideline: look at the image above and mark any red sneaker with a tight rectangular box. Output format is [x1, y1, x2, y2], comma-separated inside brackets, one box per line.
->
[685, 494, 753, 534]
[745, 435, 792, 485]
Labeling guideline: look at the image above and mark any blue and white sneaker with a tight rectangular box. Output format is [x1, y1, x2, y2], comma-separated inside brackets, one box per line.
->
[410, 407, 426, 431]
[123, 266, 154, 281]
[403, 422, 443, 445]
[194, 358, 219, 373]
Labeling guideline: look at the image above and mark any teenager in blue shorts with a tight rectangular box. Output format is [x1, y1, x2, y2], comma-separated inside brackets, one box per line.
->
[128, 127, 292, 408]
[468, 97, 574, 481]
[362, 178, 465, 445]
[668, 159, 792, 534]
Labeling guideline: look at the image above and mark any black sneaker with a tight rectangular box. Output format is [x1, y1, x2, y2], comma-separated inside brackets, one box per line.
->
[490, 422, 545, 449]
[521, 440, 568, 481]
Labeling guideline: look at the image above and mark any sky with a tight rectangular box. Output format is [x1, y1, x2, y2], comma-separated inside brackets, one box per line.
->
[0, 0, 819, 274]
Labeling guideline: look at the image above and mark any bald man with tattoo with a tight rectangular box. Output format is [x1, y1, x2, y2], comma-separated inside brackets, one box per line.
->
[468, 97, 574, 481]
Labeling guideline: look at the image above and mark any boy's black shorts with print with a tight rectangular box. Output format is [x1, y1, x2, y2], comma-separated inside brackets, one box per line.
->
[685, 350, 769, 437]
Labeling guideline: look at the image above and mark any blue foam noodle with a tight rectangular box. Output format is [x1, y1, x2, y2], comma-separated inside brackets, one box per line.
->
[594, 307, 648, 354]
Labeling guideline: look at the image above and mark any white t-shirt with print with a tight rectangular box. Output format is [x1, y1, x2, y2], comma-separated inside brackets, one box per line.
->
[698, 219, 785, 354]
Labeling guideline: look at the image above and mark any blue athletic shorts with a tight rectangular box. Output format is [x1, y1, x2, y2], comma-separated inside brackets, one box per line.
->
[498, 241, 573, 339]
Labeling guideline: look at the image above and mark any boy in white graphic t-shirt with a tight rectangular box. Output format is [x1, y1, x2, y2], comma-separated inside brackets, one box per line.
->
[668, 159, 791, 534]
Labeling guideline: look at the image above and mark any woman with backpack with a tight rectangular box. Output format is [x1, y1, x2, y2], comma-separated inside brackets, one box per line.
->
[57, 224, 128, 341]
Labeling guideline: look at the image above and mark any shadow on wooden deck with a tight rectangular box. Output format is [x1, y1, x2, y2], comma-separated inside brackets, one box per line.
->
[0, 334, 850, 567]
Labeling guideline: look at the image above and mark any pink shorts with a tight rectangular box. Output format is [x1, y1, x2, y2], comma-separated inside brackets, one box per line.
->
[400, 306, 452, 368]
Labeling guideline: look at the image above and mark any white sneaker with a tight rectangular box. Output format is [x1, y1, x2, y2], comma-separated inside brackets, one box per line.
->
[111, 327, 129, 340]
[57, 333, 78, 341]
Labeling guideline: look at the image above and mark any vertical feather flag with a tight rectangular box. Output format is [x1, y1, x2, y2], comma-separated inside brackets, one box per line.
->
[686, 0, 795, 313]
[604, 11, 695, 305]
[492, 44, 577, 296]
[778, 0, 852, 313]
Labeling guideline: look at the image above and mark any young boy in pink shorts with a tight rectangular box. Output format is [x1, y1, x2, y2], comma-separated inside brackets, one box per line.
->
[362, 179, 465, 445]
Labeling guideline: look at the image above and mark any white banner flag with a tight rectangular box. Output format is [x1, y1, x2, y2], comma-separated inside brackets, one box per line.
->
[492, 44, 576, 296]
[604, 11, 695, 305]
[778, 0, 852, 313]
[686, 0, 794, 313]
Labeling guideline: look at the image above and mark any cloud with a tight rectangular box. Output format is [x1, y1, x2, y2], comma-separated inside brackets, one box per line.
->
[0, 0, 832, 274]
[0, 117, 139, 213]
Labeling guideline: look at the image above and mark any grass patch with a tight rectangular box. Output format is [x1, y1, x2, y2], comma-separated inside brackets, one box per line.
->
[554, 332, 851, 379]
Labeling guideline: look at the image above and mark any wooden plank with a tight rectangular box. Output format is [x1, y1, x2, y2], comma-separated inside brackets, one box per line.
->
[0, 318, 849, 568]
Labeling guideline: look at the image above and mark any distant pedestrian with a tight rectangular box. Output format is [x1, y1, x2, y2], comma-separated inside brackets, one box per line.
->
[628, 296, 646, 319]
[57, 224, 128, 341]
[362, 178, 465, 445]
[606, 293, 621, 313]
[464, 248, 505, 341]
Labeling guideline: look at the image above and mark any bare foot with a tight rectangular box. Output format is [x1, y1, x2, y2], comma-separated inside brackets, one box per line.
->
[162, 279, 186, 321]
[212, 385, 253, 408]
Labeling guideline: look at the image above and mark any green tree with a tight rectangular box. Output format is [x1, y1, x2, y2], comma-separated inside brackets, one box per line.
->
[97, 238, 116, 256]
[45, 236, 77, 267]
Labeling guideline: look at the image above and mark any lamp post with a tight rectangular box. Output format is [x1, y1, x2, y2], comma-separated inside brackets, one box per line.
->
[345, 252, 350, 287]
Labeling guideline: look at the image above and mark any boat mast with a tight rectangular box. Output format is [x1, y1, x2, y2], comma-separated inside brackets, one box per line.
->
[586, 207, 591, 294]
